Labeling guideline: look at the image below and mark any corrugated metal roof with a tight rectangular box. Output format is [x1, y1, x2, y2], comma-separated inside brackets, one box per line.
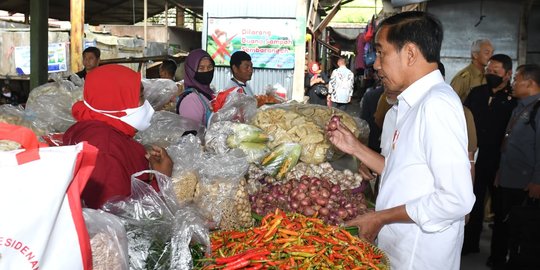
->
[0, 0, 204, 25]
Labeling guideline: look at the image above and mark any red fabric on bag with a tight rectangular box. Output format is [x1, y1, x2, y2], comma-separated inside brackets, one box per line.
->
[63, 120, 149, 209]
[71, 65, 141, 138]
[0, 122, 47, 164]
[66, 142, 98, 270]
[16, 149, 40, 165]
[213, 86, 243, 112]
[0, 123, 42, 149]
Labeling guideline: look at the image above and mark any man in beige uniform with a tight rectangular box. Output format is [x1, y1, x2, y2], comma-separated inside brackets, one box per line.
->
[451, 39, 494, 102]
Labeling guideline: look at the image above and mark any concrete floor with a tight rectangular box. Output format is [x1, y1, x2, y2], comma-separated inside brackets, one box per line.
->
[461, 223, 492, 270]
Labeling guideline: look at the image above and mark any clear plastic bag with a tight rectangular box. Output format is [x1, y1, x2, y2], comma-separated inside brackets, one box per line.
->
[141, 78, 179, 111]
[24, 80, 83, 133]
[205, 121, 270, 163]
[102, 170, 212, 270]
[204, 121, 234, 155]
[159, 138, 204, 209]
[170, 205, 211, 270]
[135, 111, 206, 148]
[102, 171, 174, 270]
[260, 142, 302, 179]
[252, 103, 361, 164]
[237, 142, 270, 164]
[209, 91, 258, 125]
[0, 104, 46, 136]
[83, 208, 129, 270]
[193, 150, 252, 230]
[354, 116, 370, 145]
[69, 73, 85, 87]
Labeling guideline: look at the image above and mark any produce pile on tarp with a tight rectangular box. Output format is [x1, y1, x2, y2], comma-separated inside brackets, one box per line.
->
[252, 104, 367, 164]
[200, 209, 389, 269]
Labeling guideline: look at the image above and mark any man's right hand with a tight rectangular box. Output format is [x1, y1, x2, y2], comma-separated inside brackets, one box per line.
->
[326, 120, 363, 156]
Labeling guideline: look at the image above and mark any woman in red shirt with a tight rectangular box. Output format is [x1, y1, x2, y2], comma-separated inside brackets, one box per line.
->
[63, 64, 172, 209]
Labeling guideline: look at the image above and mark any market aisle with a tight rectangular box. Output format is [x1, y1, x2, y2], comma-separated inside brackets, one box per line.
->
[460, 223, 492, 269]
[345, 97, 362, 118]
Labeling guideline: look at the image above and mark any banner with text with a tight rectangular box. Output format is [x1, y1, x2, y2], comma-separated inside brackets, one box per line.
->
[207, 17, 296, 69]
[14, 43, 68, 75]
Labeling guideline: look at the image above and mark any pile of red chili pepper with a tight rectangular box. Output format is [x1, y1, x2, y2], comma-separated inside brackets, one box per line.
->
[198, 209, 388, 270]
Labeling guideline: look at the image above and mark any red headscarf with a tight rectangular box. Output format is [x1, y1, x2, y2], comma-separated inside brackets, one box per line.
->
[308, 62, 322, 75]
[72, 64, 141, 137]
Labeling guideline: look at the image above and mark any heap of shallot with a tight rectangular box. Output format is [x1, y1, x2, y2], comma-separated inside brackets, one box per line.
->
[250, 175, 371, 225]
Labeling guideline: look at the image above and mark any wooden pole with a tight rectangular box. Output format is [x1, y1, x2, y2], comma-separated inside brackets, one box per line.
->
[165, 1, 169, 51]
[518, 0, 533, 65]
[30, 0, 49, 89]
[144, 0, 148, 49]
[176, 7, 185, 27]
[70, 0, 84, 73]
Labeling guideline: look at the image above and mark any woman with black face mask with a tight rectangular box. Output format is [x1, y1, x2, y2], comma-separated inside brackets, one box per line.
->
[176, 49, 215, 126]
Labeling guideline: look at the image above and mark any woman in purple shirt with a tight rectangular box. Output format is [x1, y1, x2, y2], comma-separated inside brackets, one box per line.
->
[176, 49, 215, 126]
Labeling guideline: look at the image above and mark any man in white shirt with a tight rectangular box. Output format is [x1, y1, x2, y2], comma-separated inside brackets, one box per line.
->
[225, 50, 254, 96]
[326, 11, 475, 270]
[328, 57, 354, 111]
[379, 93, 397, 158]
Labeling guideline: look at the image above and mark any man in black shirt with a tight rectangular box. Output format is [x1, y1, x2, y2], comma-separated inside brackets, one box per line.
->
[75, 47, 100, 80]
[462, 54, 517, 255]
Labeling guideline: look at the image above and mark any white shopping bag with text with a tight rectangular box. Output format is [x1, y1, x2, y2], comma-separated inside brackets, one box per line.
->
[0, 123, 97, 270]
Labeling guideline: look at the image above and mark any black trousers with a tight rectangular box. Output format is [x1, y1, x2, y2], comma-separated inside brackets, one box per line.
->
[490, 187, 528, 268]
[463, 147, 500, 250]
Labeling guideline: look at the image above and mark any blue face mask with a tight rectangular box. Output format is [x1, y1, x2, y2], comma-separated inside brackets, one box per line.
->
[84, 99, 155, 131]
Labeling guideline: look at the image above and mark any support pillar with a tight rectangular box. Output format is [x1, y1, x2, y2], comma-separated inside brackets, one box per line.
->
[30, 0, 49, 89]
[70, 0, 84, 73]
[292, 0, 308, 102]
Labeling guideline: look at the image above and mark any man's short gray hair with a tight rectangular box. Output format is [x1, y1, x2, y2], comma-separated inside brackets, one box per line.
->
[471, 39, 492, 53]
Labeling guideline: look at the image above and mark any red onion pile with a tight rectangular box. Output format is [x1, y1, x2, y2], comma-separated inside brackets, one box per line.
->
[250, 175, 371, 225]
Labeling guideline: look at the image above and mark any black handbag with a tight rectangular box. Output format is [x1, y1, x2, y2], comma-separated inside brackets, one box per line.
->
[506, 198, 540, 269]
[312, 83, 328, 96]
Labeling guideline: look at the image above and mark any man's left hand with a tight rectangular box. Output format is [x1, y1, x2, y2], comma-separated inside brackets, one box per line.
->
[525, 182, 540, 199]
[344, 211, 383, 243]
[358, 163, 376, 181]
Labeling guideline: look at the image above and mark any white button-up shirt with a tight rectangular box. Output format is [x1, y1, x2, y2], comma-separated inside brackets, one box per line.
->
[380, 103, 397, 158]
[376, 70, 475, 270]
[328, 66, 354, 103]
